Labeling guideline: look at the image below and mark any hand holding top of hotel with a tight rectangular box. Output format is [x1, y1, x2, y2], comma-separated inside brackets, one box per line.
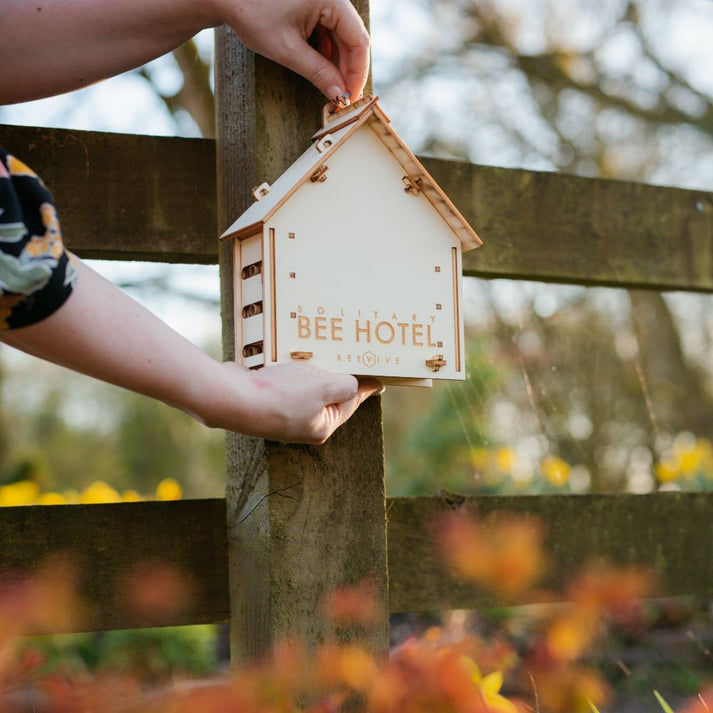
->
[0, 0, 379, 444]
[0, 0, 369, 104]
[215, 0, 370, 101]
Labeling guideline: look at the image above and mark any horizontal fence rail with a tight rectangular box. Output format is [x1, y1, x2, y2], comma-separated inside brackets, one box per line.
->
[1, 125, 217, 263]
[2, 492, 712, 634]
[3, 124, 713, 292]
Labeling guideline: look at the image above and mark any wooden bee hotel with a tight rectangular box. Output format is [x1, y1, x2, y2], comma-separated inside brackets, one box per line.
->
[220, 96, 482, 386]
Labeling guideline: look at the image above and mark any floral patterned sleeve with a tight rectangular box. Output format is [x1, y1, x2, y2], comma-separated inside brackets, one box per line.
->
[0, 148, 77, 329]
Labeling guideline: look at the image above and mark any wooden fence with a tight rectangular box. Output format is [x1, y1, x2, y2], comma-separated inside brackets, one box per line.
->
[3, 2, 713, 662]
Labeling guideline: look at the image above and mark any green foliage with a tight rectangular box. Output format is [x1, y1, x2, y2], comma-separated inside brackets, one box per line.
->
[385, 336, 501, 496]
[93, 626, 220, 680]
[23, 626, 220, 682]
[653, 690, 675, 713]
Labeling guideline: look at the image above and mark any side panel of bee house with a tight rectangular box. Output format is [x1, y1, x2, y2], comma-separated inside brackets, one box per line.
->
[233, 232, 268, 369]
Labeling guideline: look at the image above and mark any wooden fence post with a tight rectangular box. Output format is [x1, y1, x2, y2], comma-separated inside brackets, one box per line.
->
[214, 2, 389, 664]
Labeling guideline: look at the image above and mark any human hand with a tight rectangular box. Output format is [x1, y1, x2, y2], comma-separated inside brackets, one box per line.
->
[212, 0, 370, 100]
[205, 361, 383, 444]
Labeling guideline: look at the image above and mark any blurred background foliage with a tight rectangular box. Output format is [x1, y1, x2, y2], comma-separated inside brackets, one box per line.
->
[2, 0, 713, 501]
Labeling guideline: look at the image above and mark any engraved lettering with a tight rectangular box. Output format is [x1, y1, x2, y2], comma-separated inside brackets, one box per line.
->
[297, 315, 311, 339]
[355, 320, 371, 343]
[375, 321, 395, 344]
[331, 318, 343, 341]
[314, 316, 327, 340]
[412, 323, 424, 346]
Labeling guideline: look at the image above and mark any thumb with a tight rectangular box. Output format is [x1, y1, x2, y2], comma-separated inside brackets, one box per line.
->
[323, 373, 359, 404]
[356, 377, 385, 401]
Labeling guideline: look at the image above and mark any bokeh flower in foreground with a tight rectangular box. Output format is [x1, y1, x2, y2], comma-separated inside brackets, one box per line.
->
[435, 510, 545, 599]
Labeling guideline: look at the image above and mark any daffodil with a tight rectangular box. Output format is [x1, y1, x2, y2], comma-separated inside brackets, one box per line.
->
[0, 480, 40, 506]
[494, 447, 517, 474]
[540, 455, 570, 487]
[36, 491, 67, 505]
[655, 459, 679, 483]
[80, 481, 121, 504]
[461, 656, 518, 713]
[121, 489, 142, 502]
[156, 478, 182, 501]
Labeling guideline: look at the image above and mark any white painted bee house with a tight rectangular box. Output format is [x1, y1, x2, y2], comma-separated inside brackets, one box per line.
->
[220, 96, 481, 386]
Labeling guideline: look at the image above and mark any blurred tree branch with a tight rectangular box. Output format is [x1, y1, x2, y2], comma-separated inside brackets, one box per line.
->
[140, 39, 215, 138]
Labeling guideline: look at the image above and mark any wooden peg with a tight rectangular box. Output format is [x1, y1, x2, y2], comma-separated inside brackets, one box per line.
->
[315, 134, 334, 154]
[425, 356, 447, 372]
[290, 351, 314, 360]
[402, 175, 422, 195]
[310, 165, 329, 183]
[251, 182, 271, 201]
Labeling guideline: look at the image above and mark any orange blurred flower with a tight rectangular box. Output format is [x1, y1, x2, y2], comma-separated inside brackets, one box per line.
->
[117, 562, 194, 624]
[436, 511, 546, 599]
[545, 607, 600, 663]
[322, 580, 383, 627]
[529, 664, 610, 713]
[316, 642, 377, 691]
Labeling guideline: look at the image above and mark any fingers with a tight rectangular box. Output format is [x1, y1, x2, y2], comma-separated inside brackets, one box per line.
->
[356, 376, 384, 400]
[321, 374, 382, 408]
[278, 0, 369, 100]
[282, 39, 352, 102]
[306, 374, 382, 444]
[322, 372, 359, 405]
[317, 1, 370, 99]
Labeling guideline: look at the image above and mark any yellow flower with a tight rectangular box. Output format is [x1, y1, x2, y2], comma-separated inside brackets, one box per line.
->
[461, 657, 518, 713]
[541, 456, 570, 486]
[494, 447, 517, 474]
[121, 489, 142, 502]
[62, 489, 80, 504]
[156, 478, 182, 501]
[677, 449, 701, 477]
[470, 448, 491, 471]
[0, 480, 40, 506]
[80, 481, 121, 504]
[655, 459, 679, 483]
[36, 492, 68, 505]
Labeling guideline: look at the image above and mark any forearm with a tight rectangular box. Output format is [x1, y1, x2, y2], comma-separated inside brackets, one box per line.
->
[1, 259, 238, 421]
[0, 0, 369, 106]
[1, 259, 377, 443]
[0, 0, 215, 104]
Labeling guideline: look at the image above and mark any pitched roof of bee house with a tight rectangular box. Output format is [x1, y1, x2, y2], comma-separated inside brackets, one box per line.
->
[220, 95, 482, 251]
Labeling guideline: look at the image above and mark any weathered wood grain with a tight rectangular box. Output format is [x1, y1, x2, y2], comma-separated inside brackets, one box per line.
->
[4, 126, 713, 292]
[387, 492, 713, 612]
[0, 499, 228, 633]
[423, 159, 713, 292]
[3, 492, 713, 634]
[215, 2, 389, 665]
[0, 124, 217, 263]
[3, 125, 713, 291]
